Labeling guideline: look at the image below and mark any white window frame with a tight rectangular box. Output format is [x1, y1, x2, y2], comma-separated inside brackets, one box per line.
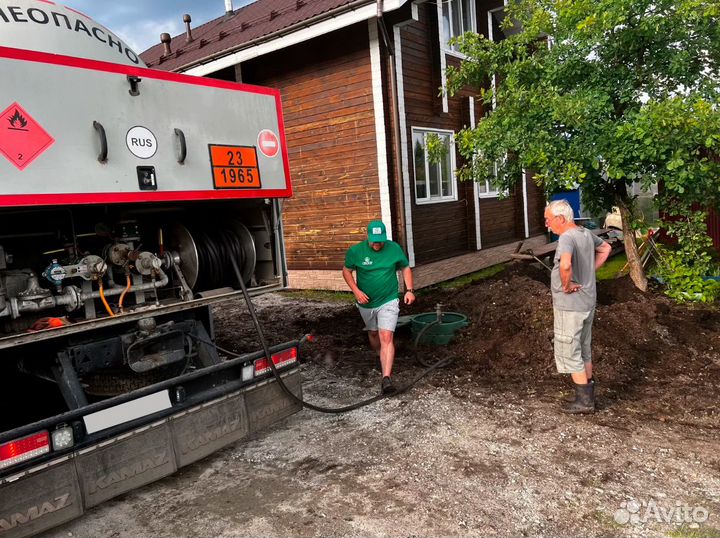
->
[487, 6, 504, 43]
[412, 127, 458, 205]
[482, 5, 514, 199]
[477, 158, 503, 199]
[441, 0, 476, 55]
[488, 5, 521, 43]
[487, 6, 507, 108]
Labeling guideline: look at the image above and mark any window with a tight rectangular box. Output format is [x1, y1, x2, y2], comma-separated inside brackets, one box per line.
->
[477, 159, 501, 197]
[412, 128, 457, 203]
[487, 7, 522, 105]
[442, 0, 475, 52]
[488, 7, 522, 43]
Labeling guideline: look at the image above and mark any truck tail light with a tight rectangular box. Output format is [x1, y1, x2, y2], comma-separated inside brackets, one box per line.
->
[254, 347, 297, 376]
[0, 431, 50, 470]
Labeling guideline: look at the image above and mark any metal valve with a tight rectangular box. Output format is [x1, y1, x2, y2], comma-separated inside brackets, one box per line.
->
[135, 252, 162, 276]
[42, 259, 66, 290]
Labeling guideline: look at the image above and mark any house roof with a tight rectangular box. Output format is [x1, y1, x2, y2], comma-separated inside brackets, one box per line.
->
[141, 0, 374, 72]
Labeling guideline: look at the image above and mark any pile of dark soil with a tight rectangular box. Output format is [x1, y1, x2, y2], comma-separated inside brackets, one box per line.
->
[417, 263, 720, 428]
[215, 263, 720, 428]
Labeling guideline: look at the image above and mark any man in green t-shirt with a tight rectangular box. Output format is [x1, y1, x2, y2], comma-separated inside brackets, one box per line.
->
[342, 220, 415, 394]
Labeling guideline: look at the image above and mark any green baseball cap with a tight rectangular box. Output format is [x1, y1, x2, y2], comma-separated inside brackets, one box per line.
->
[367, 220, 387, 242]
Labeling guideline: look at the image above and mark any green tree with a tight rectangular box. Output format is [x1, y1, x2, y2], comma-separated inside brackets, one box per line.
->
[445, 0, 720, 291]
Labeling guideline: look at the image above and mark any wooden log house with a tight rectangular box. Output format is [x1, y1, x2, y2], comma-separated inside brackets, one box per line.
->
[142, 0, 548, 290]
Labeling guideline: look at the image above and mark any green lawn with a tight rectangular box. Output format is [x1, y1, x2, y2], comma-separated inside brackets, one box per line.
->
[596, 253, 628, 280]
[279, 289, 355, 303]
[435, 263, 506, 291]
[280, 263, 507, 300]
[279, 254, 624, 302]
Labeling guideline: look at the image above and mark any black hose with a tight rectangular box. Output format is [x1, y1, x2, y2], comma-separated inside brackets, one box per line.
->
[224, 256, 452, 414]
[191, 223, 248, 290]
[412, 320, 455, 369]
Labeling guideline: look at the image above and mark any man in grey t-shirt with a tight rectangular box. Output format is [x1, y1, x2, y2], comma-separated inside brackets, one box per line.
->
[545, 200, 612, 413]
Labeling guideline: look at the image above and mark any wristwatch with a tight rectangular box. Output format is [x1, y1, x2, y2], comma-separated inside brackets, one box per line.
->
[405, 289, 414, 293]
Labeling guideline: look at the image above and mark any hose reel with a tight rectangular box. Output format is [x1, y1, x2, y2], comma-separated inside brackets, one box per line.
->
[166, 219, 256, 291]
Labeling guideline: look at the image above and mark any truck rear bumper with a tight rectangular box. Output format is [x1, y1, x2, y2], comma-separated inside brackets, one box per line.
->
[0, 370, 302, 538]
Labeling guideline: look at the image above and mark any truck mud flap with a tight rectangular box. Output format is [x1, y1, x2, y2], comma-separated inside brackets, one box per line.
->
[246, 371, 303, 432]
[170, 393, 249, 468]
[75, 423, 177, 508]
[0, 462, 83, 538]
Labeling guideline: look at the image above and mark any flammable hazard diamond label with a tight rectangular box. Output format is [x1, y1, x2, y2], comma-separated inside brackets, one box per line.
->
[0, 102, 55, 171]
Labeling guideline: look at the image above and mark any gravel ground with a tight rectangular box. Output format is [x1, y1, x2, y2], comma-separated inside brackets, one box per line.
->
[47, 269, 720, 537]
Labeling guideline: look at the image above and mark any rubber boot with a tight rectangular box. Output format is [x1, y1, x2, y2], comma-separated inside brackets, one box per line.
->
[564, 378, 594, 402]
[562, 382, 595, 414]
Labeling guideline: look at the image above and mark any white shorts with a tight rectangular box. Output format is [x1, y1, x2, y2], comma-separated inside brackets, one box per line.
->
[358, 299, 400, 332]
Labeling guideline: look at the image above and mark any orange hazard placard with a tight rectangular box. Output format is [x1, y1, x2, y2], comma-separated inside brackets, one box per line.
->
[0, 102, 55, 171]
[209, 144, 262, 189]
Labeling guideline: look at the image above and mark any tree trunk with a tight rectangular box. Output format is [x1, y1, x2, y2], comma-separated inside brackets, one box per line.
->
[617, 200, 648, 292]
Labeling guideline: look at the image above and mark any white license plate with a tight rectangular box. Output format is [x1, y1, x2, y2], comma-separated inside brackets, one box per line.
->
[83, 391, 172, 434]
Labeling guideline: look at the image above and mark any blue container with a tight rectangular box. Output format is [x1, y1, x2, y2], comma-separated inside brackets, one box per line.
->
[551, 190, 581, 218]
[549, 190, 581, 240]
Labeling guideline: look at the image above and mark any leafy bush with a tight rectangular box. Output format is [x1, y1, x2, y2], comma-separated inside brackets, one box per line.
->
[654, 211, 720, 302]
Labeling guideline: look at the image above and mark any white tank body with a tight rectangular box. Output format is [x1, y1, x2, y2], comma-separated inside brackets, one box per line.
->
[0, 0, 145, 67]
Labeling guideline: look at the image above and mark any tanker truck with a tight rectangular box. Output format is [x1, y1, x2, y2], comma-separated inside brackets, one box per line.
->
[0, 2, 303, 536]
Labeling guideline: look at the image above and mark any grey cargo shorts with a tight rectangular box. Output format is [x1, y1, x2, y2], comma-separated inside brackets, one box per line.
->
[357, 299, 400, 332]
[553, 307, 595, 373]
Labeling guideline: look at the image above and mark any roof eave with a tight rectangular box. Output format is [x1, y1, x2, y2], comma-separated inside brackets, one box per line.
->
[173, 0, 409, 75]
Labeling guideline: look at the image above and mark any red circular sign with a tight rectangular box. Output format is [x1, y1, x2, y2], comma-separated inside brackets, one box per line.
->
[257, 129, 280, 158]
